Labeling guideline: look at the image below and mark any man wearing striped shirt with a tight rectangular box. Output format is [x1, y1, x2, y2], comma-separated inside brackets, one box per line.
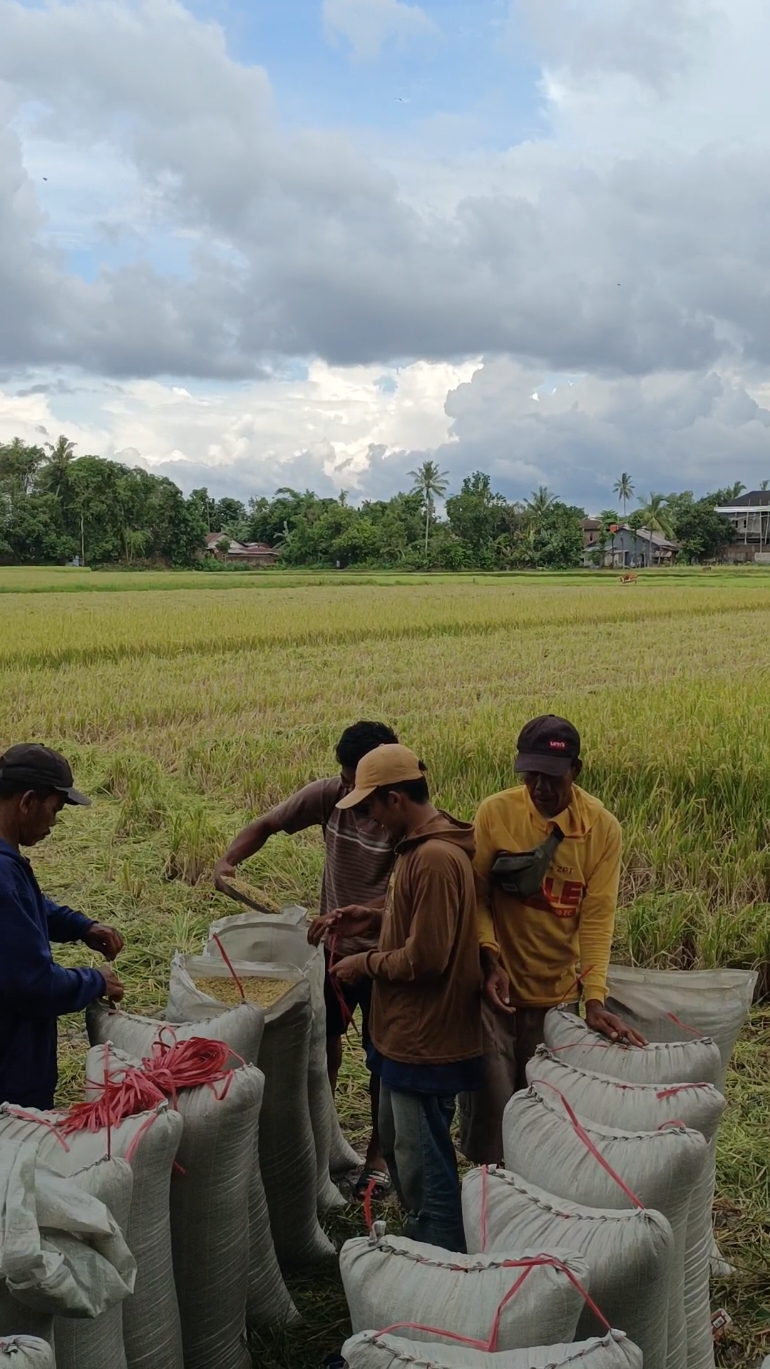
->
[215, 720, 398, 1197]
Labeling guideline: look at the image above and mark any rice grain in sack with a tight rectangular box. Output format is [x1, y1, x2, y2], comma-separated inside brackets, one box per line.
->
[0, 1338, 54, 1367]
[204, 912, 345, 1211]
[167, 954, 334, 1269]
[54, 1157, 134, 1369]
[340, 1236, 589, 1352]
[543, 1010, 722, 1085]
[342, 1329, 643, 1369]
[503, 1086, 708, 1369]
[0, 1102, 184, 1369]
[85, 1004, 296, 1330]
[462, 1167, 672, 1369]
[526, 1050, 726, 1369]
[86, 1045, 257, 1369]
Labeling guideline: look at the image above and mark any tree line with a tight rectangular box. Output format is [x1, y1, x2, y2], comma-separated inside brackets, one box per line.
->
[0, 438, 744, 570]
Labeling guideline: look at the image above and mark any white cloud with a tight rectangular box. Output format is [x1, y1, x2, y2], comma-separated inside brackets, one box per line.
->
[322, 0, 435, 62]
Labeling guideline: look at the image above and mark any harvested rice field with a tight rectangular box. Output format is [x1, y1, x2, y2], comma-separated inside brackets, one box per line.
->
[2, 566, 769, 1367]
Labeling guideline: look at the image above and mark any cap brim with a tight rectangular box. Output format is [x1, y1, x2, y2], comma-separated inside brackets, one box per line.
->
[336, 785, 376, 811]
[61, 787, 91, 807]
[514, 752, 573, 777]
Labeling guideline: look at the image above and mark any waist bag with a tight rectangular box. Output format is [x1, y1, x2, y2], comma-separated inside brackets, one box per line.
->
[490, 825, 564, 898]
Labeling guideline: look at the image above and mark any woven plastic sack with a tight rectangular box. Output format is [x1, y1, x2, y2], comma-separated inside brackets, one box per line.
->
[204, 912, 345, 1211]
[526, 1050, 726, 1369]
[340, 1235, 590, 1352]
[0, 1102, 184, 1369]
[87, 1045, 257, 1369]
[53, 1156, 134, 1369]
[0, 1339, 54, 1367]
[543, 1010, 722, 1085]
[342, 1329, 643, 1369]
[86, 1001, 296, 1329]
[605, 967, 757, 1094]
[167, 954, 334, 1269]
[503, 1086, 708, 1369]
[462, 1167, 672, 1369]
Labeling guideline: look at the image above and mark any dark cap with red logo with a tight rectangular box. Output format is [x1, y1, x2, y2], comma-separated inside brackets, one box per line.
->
[514, 715, 581, 777]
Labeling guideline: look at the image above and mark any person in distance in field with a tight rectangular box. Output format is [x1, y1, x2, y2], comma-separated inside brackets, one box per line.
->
[459, 714, 646, 1166]
[215, 720, 399, 1199]
[329, 745, 483, 1252]
[0, 745, 124, 1110]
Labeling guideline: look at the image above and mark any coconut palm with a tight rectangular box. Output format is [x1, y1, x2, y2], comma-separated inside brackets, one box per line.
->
[613, 472, 634, 517]
[408, 460, 449, 556]
[636, 492, 673, 564]
[525, 486, 557, 520]
[41, 435, 77, 497]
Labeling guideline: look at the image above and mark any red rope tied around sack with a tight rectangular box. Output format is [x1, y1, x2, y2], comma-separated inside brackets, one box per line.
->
[378, 1254, 610, 1353]
[4, 1108, 70, 1151]
[327, 933, 359, 1038]
[211, 934, 246, 1001]
[362, 1176, 378, 1234]
[529, 1080, 645, 1210]
[667, 1011, 703, 1037]
[656, 1081, 710, 1099]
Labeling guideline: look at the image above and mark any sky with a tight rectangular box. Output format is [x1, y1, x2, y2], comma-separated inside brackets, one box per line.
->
[1, 0, 770, 512]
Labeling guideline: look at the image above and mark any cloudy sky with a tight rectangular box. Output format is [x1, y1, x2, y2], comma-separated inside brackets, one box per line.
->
[2, 0, 770, 511]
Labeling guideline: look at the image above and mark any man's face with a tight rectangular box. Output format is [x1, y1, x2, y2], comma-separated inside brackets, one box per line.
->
[18, 791, 65, 846]
[524, 763, 580, 819]
[365, 790, 407, 841]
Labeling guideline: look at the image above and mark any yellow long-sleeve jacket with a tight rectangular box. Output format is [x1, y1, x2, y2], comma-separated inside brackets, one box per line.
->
[473, 783, 621, 1007]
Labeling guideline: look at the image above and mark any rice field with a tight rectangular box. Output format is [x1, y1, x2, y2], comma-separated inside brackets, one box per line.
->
[2, 566, 769, 1367]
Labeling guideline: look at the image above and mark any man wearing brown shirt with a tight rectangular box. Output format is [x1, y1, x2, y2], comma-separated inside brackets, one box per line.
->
[215, 721, 398, 1194]
[330, 745, 483, 1251]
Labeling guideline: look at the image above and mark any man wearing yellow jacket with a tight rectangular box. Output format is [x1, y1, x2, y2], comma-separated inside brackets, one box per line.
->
[459, 714, 644, 1164]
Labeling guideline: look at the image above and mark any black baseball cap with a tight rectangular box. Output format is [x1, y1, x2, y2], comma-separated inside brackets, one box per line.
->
[0, 744, 91, 806]
[514, 715, 581, 777]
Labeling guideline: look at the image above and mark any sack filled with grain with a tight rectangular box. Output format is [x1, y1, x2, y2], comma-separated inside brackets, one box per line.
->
[342, 1329, 643, 1369]
[53, 1156, 134, 1369]
[86, 1000, 296, 1330]
[543, 1009, 722, 1085]
[204, 912, 351, 1209]
[340, 1235, 590, 1352]
[167, 954, 334, 1269]
[503, 1085, 708, 1369]
[462, 1166, 672, 1369]
[0, 1338, 55, 1367]
[0, 1102, 184, 1369]
[526, 1048, 726, 1369]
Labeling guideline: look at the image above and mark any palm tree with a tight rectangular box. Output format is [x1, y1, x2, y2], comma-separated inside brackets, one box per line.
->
[525, 486, 557, 519]
[42, 435, 77, 497]
[408, 460, 449, 556]
[637, 492, 673, 566]
[760, 479, 769, 491]
[613, 472, 634, 517]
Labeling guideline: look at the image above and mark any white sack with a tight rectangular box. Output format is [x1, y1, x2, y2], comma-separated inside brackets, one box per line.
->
[462, 1166, 672, 1369]
[605, 966, 757, 1094]
[526, 1049, 726, 1369]
[86, 1045, 256, 1369]
[340, 1235, 589, 1352]
[0, 1103, 184, 1369]
[342, 1329, 643, 1369]
[0, 1338, 54, 1367]
[85, 1003, 296, 1330]
[543, 1009, 722, 1085]
[204, 912, 345, 1211]
[54, 1156, 134, 1369]
[167, 954, 334, 1269]
[503, 1085, 708, 1369]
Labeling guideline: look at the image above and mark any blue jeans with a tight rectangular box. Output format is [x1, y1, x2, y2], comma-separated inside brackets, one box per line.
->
[378, 1083, 466, 1252]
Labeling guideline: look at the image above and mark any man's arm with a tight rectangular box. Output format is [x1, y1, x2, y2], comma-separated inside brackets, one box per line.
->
[3, 877, 106, 1017]
[44, 897, 94, 943]
[215, 779, 335, 879]
[363, 859, 460, 983]
[473, 805, 515, 1013]
[579, 820, 645, 1045]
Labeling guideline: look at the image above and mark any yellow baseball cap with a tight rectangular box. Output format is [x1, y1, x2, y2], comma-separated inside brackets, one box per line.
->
[336, 743, 424, 809]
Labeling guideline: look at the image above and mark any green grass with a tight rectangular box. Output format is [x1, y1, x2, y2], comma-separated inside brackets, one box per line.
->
[3, 569, 768, 1367]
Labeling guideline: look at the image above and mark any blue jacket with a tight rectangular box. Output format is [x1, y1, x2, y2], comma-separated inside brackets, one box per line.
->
[0, 839, 105, 1109]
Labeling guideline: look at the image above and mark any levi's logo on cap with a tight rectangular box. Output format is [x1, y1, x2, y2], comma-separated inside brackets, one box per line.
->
[549, 740, 567, 750]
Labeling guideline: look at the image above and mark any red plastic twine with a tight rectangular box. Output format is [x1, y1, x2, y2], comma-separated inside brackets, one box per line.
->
[379, 1254, 610, 1353]
[327, 933, 359, 1037]
[530, 1080, 645, 1210]
[362, 1176, 378, 1234]
[667, 1011, 703, 1037]
[211, 934, 247, 1002]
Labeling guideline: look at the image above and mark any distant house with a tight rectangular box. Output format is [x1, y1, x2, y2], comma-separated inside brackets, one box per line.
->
[582, 523, 679, 568]
[205, 532, 280, 567]
[715, 490, 770, 562]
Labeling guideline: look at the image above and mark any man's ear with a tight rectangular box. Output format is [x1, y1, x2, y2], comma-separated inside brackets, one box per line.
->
[572, 759, 583, 780]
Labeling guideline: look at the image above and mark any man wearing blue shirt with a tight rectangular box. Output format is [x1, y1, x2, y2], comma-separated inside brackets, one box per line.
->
[0, 744, 124, 1109]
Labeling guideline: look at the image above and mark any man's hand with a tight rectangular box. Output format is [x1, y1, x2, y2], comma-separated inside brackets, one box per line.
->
[308, 904, 379, 947]
[484, 962, 516, 1015]
[214, 859, 237, 886]
[330, 953, 368, 986]
[100, 967, 125, 1003]
[585, 1000, 647, 1047]
[82, 924, 124, 961]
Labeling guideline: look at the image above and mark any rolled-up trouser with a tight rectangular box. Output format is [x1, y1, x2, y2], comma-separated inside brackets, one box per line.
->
[458, 1001, 577, 1165]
